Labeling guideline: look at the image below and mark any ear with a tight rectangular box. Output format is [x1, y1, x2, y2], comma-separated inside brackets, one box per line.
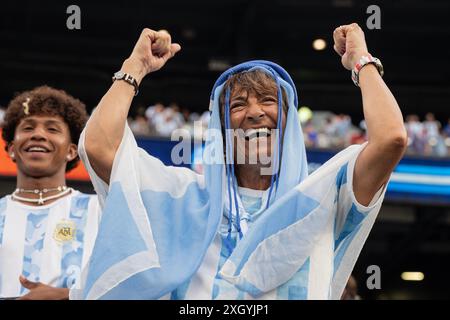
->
[66, 143, 78, 162]
[7, 142, 16, 162]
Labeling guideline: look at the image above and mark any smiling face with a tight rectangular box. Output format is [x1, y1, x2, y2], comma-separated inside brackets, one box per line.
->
[220, 70, 288, 169]
[8, 115, 77, 178]
[2, 86, 88, 175]
[229, 92, 286, 166]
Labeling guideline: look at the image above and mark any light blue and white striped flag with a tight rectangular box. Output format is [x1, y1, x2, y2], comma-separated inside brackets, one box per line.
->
[74, 61, 387, 300]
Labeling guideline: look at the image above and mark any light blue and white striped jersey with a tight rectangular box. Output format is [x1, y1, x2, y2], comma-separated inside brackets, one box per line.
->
[0, 190, 99, 298]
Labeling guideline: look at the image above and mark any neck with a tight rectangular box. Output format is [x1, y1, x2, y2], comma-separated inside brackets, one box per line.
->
[16, 173, 67, 190]
[235, 164, 272, 190]
[14, 170, 68, 206]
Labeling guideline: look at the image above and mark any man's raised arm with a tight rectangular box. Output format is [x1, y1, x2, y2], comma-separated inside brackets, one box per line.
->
[84, 28, 181, 183]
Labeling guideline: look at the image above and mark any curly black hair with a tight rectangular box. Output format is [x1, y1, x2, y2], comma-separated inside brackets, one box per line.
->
[2, 85, 88, 172]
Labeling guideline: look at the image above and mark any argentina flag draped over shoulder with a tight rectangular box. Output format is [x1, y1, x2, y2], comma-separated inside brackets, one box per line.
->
[74, 61, 387, 300]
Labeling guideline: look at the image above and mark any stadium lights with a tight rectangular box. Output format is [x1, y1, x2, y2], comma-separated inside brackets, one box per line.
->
[312, 38, 327, 51]
[208, 59, 231, 71]
[401, 272, 424, 281]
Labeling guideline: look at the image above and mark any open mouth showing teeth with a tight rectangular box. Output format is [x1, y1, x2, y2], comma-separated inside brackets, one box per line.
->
[244, 128, 272, 140]
[25, 146, 50, 153]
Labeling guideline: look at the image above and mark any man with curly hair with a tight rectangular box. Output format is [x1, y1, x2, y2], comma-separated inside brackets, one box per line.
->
[0, 86, 99, 299]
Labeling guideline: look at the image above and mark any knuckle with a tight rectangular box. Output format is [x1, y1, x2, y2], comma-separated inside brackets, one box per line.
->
[142, 28, 154, 39]
[159, 29, 171, 38]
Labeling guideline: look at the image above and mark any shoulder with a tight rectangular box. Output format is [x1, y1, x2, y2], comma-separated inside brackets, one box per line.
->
[0, 195, 7, 215]
[0, 195, 12, 212]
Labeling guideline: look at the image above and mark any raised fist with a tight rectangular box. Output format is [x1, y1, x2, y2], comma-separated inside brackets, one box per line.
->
[333, 23, 370, 70]
[124, 28, 181, 81]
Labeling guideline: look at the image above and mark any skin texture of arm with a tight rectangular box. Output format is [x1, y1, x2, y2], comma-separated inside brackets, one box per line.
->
[333, 23, 407, 206]
[84, 29, 181, 183]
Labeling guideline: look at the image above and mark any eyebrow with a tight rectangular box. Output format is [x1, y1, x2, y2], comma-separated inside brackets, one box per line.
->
[231, 94, 278, 102]
[44, 120, 64, 126]
[20, 118, 65, 127]
[260, 95, 277, 100]
[230, 96, 248, 102]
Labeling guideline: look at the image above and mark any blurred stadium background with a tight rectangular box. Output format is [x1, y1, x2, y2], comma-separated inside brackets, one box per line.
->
[1, 0, 449, 299]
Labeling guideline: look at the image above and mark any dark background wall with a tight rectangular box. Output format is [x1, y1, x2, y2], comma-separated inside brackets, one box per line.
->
[1, 0, 449, 123]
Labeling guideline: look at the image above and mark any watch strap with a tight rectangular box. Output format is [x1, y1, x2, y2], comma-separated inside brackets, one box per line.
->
[351, 55, 384, 87]
[112, 71, 139, 96]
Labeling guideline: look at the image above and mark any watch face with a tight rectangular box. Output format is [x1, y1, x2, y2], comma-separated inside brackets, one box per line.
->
[114, 71, 124, 79]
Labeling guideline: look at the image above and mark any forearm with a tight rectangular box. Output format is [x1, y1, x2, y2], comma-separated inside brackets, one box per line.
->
[86, 58, 145, 159]
[84, 28, 181, 182]
[333, 23, 407, 205]
[359, 64, 407, 146]
[83, 28, 180, 183]
[84, 59, 147, 182]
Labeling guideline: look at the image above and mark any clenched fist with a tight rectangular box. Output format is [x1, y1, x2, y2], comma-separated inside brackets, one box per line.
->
[333, 23, 370, 70]
[122, 28, 181, 83]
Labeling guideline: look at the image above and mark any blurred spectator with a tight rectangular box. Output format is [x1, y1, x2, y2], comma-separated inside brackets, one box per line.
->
[123, 101, 450, 158]
[156, 103, 184, 137]
[181, 107, 191, 123]
[335, 114, 352, 140]
[0, 106, 5, 127]
[146, 102, 165, 136]
[189, 111, 201, 122]
[341, 275, 361, 300]
[405, 114, 426, 155]
[424, 112, 441, 139]
[350, 120, 367, 145]
[443, 118, 450, 137]
[303, 119, 318, 147]
[168, 102, 185, 127]
[200, 110, 210, 127]
[432, 128, 448, 157]
[301, 111, 363, 150]
[129, 106, 152, 137]
[130, 114, 151, 136]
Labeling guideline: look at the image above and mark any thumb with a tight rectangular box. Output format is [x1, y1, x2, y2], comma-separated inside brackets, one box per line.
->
[19, 275, 39, 290]
[171, 43, 181, 55]
[161, 43, 182, 64]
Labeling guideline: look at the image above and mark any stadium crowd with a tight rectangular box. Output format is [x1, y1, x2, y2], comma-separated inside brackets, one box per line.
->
[1, 103, 449, 157]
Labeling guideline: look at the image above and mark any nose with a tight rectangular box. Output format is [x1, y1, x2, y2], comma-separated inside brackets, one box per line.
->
[30, 126, 47, 141]
[246, 103, 265, 122]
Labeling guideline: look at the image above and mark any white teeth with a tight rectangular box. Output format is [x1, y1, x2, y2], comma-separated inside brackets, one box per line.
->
[245, 128, 271, 140]
[28, 147, 48, 152]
